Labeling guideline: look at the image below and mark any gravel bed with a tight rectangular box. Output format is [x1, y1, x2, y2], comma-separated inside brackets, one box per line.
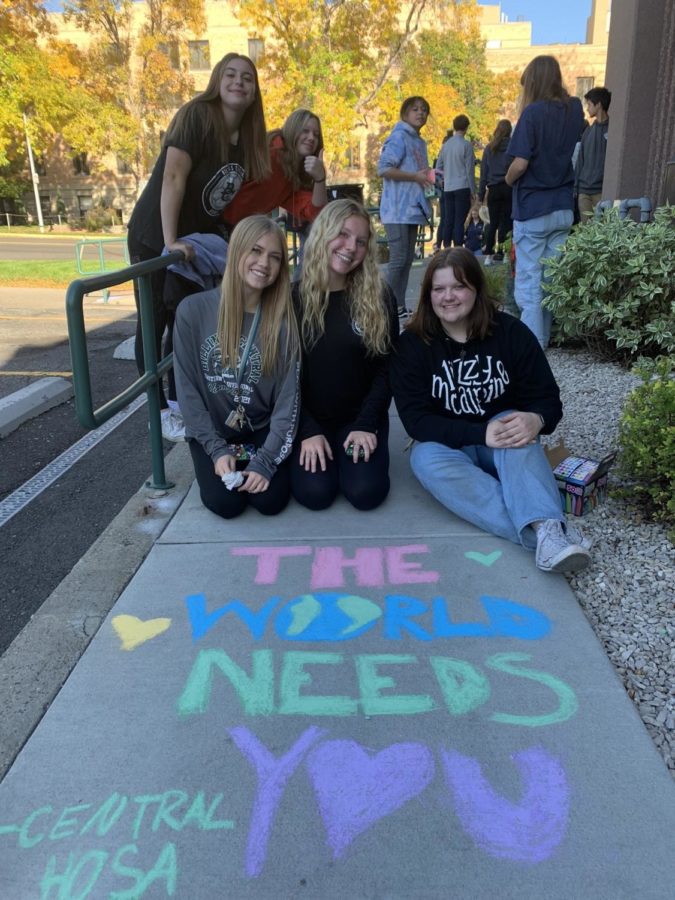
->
[545, 348, 675, 777]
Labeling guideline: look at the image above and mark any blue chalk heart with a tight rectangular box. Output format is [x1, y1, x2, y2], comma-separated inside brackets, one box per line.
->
[464, 550, 502, 567]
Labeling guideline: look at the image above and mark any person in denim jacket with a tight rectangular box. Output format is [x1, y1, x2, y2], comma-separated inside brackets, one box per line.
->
[377, 96, 432, 319]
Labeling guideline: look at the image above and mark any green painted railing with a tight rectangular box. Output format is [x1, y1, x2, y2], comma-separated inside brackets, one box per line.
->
[74, 238, 130, 303]
[65, 252, 183, 490]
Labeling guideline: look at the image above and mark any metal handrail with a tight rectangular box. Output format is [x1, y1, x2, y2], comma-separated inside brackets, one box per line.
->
[65, 252, 184, 490]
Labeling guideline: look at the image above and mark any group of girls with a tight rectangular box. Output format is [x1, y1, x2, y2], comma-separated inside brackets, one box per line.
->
[131, 52, 592, 575]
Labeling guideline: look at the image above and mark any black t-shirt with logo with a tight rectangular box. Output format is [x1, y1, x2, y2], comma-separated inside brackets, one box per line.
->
[127, 102, 245, 253]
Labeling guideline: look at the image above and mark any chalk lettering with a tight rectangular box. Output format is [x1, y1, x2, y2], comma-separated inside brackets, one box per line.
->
[176, 650, 274, 717]
[355, 655, 435, 715]
[279, 652, 358, 716]
[486, 653, 579, 727]
[230, 546, 313, 584]
[80, 794, 128, 839]
[49, 805, 92, 842]
[186, 594, 282, 641]
[442, 747, 569, 863]
[230, 726, 326, 878]
[430, 657, 491, 716]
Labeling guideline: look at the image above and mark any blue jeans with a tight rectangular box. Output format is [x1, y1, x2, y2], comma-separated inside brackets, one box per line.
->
[513, 209, 573, 347]
[410, 439, 563, 550]
[383, 223, 419, 310]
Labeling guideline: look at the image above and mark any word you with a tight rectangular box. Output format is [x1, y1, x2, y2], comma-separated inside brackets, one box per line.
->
[177, 650, 577, 726]
[185, 592, 550, 644]
[232, 726, 570, 877]
[0, 789, 233, 900]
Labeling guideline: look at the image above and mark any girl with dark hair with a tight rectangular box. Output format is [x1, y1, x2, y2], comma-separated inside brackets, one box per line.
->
[173, 216, 300, 520]
[390, 247, 591, 574]
[127, 53, 270, 440]
[291, 199, 399, 511]
[478, 119, 513, 263]
[377, 96, 433, 319]
[505, 55, 584, 346]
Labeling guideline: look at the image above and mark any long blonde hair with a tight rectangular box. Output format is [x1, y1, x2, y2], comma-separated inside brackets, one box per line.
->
[217, 216, 298, 375]
[268, 109, 324, 191]
[519, 55, 570, 113]
[299, 200, 390, 357]
[166, 53, 271, 182]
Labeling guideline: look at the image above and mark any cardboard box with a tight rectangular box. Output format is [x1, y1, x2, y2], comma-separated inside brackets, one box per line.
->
[545, 444, 617, 516]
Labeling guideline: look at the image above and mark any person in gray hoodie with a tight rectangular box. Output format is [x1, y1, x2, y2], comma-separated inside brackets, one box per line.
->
[575, 86, 611, 223]
[173, 216, 300, 519]
[377, 96, 433, 318]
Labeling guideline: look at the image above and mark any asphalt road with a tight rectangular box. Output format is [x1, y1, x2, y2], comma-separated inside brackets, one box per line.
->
[0, 284, 176, 655]
[0, 233, 128, 263]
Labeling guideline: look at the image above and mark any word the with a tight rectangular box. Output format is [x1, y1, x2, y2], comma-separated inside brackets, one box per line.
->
[230, 726, 569, 877]
[177, 651, 577, 726]
[0, 790, 233, 853]
[230, 544, 440, 589]
[185, 592, 550, 643]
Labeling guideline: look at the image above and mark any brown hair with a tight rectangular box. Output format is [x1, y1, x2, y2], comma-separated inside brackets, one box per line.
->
[486, 119, 512, 153]
[519, 55, 569, 112]
[166, 53, 271, 182]
[268, 108, 324, 191]
[407, 248, 498, 343]
[400, 96, 430, 118]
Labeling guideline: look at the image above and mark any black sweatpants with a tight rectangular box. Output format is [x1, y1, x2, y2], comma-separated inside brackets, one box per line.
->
[484, 182, 513, 253]
[127, 235, 168, 409]
[290, 417, 390, 512]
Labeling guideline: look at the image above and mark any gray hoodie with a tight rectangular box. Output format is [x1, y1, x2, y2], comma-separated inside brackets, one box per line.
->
[173, 287, 300, 480]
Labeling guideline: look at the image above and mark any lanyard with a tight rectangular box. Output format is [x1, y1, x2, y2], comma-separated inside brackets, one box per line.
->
[233, 304, 261, 404]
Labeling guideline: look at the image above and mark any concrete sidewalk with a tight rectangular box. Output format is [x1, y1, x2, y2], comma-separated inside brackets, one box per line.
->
[1, 261, 674, 898]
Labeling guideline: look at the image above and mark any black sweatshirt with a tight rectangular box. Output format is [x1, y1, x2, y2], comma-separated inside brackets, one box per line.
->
[293, 286, 399, 439]
[390, 311, 562, 448]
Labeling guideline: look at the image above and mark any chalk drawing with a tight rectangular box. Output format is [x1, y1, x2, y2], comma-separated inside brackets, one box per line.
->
[176, 650, 577, 724]
[306, 740, 435, 859]
[442, 746, 569, 864]
[185, 593, 551, 643]
[231, 727, 570, 876]
[230, 544, 439, 589]
[464, 550, 502, 567]
[111, 615, 172, 651]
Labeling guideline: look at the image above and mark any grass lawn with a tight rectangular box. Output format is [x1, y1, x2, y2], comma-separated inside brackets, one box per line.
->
[0, 259, 130, 288]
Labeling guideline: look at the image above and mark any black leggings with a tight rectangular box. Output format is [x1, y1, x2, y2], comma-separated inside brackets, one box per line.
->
[484, 182, 513, 253]
[127, 235, 168, 409]
[189, 436, 291, 520]
[290, 418, 390, 511]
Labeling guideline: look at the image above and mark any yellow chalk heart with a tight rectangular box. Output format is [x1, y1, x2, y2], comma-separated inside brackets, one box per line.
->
[112, 615, 172, 651]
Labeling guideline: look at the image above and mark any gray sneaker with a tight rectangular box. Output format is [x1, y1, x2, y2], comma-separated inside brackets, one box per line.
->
[564, 521, 593, 551]
[535, 519, 591, 574]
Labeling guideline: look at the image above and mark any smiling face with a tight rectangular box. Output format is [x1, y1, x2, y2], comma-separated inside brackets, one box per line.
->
[326, 215, 370, 290]
[239, 230, 284, 306]
[402, 101, 429, 132]
[219, 58, 256, 113]
[296, 117, 321, 158]
[429, 266, 477, 341]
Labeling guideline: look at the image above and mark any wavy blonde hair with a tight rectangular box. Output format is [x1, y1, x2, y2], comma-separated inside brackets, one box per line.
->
[298, 200, 390, 356]
[268, 108, 324, 191]
[217, 216, 298, 375]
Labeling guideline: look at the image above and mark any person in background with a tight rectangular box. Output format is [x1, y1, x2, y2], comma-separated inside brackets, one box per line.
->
[173, 216, 300, 519]
[127, 53, 270, 441]
[506, 55, 584, 347]
[575, 87, 611, 224]
[479, 119, 513, 264]
[463, 204, 484, 255]
[432, 129, 453, 251]
[377, 96, 433, 320]
[437, 114, 476, 249]
[390, 247, 591, 574]
[291, 200, 399, 512]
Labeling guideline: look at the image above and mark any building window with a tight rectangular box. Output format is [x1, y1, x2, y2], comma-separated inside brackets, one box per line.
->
[77, 194, 93, 216]
[73, 152, 90, 175]
[576, 76, 595, 98]
[159, 41, 180, 69]
[345, 142, 361, 170]
[188, 40, 210, 71]
[39, 193, 51, 215]
[248, 38, 264, 64]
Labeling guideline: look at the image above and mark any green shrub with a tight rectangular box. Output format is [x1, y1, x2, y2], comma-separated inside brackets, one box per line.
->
[543, 206, 675, 362]
[617, 358, 675, 532]
[84, 205, 115, 232]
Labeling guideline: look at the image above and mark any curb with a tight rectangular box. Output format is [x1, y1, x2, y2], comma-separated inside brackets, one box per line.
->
[0, 377, 74, 438]
[0, 442, 194, 782]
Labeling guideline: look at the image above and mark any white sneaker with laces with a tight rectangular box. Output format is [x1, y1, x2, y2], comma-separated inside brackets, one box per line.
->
[161, 409, 186, 442]
[535, 519, 591, 574]
[564, 521, 593, 551]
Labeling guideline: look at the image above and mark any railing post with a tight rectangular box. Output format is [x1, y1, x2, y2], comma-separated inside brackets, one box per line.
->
[138, 272, 174, 490]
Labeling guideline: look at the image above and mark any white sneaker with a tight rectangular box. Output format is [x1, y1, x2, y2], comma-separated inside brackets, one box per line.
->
[535, 519, 591, 574]
[483, 256, 494, 267]
[161, 409, 186, 442]
[564, 521, 593, 551]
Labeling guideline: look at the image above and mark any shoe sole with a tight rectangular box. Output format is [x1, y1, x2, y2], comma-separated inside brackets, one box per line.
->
[162, 432, 186, 443]
[538, 546, 591, 574]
